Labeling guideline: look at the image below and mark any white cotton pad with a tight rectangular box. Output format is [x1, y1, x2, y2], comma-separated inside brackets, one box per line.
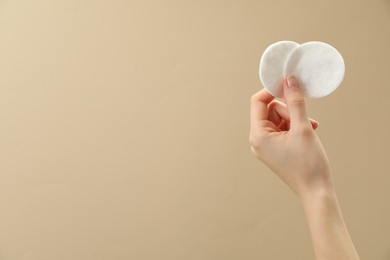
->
[284, 41, 345, 98]
[259, 41, 345, 98]
[259, 41, 299, 98]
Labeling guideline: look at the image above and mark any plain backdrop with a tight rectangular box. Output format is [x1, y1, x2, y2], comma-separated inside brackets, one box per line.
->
[1, 0, 390, 259]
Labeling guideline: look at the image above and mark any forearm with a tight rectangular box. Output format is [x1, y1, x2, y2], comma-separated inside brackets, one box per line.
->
[300, 186, 360, 260]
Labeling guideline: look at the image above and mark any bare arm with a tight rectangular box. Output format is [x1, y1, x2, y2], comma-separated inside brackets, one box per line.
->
[249, 75, 360, 259]
[301, 187, 359, 260]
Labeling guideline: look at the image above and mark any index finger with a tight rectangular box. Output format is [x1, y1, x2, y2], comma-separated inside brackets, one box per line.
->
[250, 88, 275, 122]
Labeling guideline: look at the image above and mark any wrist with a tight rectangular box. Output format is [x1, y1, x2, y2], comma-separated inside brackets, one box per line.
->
[297, 181, 337, 208]
[291, 166, 334, 200]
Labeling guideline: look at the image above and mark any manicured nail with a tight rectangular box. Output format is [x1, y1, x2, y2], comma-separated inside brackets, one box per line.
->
[287, 75, 297, 88]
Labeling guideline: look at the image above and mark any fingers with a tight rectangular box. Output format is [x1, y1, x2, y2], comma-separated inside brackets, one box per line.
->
[268, 100, 289, 124]
[251, 82, 318, 132]
[267, 101, 284, 127]
[283, 75, 311, 130]
[250, 88, 275, 122]
[268, 100, 319, 130]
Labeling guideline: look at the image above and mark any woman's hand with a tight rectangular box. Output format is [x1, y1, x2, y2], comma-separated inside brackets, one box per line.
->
[250, 76, 360, 259]
[249, 75, 333, 198]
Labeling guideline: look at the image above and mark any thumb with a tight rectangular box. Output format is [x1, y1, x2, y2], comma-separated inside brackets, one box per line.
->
[283, 75, 311, 130]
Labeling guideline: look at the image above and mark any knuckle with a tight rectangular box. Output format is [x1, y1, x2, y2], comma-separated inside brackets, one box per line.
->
[248, 133, 256, 147]
[250, 93, 258, 103]
[249, 132, 265, 149]
[288, 95, 305, 107]
[267, 100, 277, 109]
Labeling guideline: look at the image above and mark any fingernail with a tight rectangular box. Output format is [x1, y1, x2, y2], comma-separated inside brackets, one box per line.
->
[287, 75, 297, 88]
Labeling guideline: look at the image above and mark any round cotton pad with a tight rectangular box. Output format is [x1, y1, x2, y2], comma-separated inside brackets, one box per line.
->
[259, 41, 299, 98]
[285, 41, 345, 98]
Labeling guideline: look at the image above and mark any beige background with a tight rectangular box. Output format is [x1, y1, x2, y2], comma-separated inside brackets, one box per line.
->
[0, 0, 389, 259]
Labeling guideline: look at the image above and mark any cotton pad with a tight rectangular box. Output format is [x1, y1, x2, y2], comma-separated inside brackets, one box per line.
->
[259, 41, 345, 98]
[285, 41, 345, 98]
[259, 41, 299, 98]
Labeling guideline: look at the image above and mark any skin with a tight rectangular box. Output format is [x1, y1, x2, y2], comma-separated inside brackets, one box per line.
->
[249, 75, 360, 260]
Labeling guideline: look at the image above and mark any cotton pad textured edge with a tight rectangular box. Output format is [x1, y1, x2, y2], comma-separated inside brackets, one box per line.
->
[259, 41, 299, 98]
[284, 41, 345, 98]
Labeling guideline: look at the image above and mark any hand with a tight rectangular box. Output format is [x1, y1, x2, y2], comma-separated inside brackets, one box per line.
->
[250, 76, 360, 259]
[249, 75, 333, 198]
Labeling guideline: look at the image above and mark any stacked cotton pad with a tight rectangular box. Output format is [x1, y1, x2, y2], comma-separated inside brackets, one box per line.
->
[259, 41, 345, 98]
